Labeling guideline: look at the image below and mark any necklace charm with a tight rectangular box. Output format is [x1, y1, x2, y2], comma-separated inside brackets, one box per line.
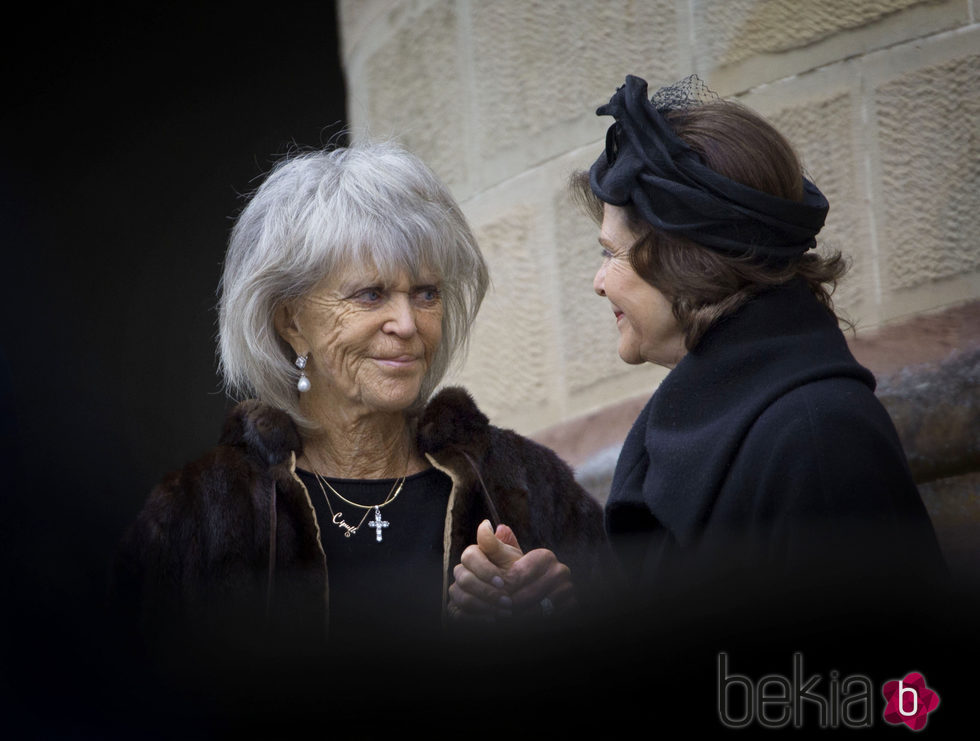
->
[331, 511, 361, 538]
[311, 467, 403, 542]
[368, 506, 389, 542]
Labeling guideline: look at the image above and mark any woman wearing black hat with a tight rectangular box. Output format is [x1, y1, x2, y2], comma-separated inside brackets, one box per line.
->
[450, 75, 944, 618]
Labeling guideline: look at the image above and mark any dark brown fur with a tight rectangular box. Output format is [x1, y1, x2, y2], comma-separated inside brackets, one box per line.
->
[417, 386, 606, 581]
[113, 387, 606, 651]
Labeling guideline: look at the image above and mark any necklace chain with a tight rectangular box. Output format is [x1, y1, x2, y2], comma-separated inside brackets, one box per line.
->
[309, 458, 407, 542]
[318, 473, 405, 510]
[310, 446, 410, 543]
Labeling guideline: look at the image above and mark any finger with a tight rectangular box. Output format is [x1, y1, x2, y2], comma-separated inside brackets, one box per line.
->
[446, 593, 496, 624]
[452, 562, 511, 609]
[476, 519, 523, 571]
[449, 584, 494, 617]
[449, 577, 512, 619]
[509, 559, 573, 610]
[459, 543, 507, 589]
[494, 523, 521, 550]
[504, 548, 559, 588]
[531, 580, 576, 618]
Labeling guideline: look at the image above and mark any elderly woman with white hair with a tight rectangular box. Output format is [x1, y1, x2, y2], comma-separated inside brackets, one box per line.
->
[113, 141, 604, 660]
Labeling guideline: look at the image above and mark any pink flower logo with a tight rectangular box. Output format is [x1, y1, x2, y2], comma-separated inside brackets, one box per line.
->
[882, 672, 940, 730]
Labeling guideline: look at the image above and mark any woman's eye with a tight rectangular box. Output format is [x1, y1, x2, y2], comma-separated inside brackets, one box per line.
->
[414, 286, 441, 302]
[353, 287, 384, 303]
[600, 247, 613, 260]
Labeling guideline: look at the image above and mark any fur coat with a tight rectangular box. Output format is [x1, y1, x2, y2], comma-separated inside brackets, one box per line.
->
[112, 387, 606, 649]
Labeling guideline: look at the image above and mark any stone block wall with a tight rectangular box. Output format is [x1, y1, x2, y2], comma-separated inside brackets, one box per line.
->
[340, 0, 980, 437]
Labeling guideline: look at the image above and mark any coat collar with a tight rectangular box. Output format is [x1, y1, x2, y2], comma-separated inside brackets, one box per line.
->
[606, 279, 875, 547]
[220, 386, 492, 474]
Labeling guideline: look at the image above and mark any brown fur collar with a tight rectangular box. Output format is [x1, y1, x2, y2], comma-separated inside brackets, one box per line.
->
[218, 398, 303, 468]
[217, 387, 491, 472]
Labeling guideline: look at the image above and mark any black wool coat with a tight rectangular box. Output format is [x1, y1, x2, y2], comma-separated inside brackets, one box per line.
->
[112, 387, 606, 650]
[605, 279, 946, 599]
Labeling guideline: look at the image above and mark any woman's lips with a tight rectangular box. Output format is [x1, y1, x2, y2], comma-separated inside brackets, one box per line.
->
[374, 355, 419, 368]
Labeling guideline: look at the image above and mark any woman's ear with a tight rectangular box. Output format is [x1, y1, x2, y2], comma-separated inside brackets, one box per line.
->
[274, 300, 307, 355]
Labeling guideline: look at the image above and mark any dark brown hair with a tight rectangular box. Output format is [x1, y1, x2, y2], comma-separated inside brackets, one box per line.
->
[572, 99, 847, 350]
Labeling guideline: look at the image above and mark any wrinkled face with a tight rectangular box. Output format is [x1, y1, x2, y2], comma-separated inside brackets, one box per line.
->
[593, 204, 686, 368]
[280, 265, 443, 416]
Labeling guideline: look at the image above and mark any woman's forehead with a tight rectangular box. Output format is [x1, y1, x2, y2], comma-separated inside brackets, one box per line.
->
[314, 259, 442, 292]
[600, 203, 640, 244]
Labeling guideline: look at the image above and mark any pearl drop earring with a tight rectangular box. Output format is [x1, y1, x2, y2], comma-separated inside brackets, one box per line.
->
[296, 354, 311, 392]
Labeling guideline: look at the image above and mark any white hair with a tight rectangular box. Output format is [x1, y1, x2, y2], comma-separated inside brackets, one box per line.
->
[217, 140, 489, 430]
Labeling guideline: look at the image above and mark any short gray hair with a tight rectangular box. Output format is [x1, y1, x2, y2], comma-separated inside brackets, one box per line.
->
[217, 140, 489, 430]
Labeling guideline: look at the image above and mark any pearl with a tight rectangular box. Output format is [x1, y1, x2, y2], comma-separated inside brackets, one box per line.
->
[297, 374, 311, 393]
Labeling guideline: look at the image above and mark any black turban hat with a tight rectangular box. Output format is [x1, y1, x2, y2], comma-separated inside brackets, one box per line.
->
[589, 75, 829, 260]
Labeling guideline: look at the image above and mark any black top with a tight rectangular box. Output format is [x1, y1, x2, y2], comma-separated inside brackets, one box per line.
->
[605, 278, 945, 594]
[296, 465, 452, 650]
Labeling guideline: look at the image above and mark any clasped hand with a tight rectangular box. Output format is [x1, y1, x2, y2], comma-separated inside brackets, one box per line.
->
[448, 519, 574, 621]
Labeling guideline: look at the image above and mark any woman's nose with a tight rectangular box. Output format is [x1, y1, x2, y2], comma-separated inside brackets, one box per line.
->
[593, 263, 606, 297]
[383, 294, 418, 337]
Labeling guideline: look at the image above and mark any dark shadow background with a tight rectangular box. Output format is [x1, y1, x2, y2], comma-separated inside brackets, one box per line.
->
[2, 7, 976, 738]
[1, 5, 346, 735]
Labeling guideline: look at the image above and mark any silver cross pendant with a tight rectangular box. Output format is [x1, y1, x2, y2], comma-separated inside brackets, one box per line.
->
[368, 506, 389, 542]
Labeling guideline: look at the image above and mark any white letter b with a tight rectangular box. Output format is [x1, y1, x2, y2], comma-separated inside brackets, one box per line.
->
[898, 682, 918, 717]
